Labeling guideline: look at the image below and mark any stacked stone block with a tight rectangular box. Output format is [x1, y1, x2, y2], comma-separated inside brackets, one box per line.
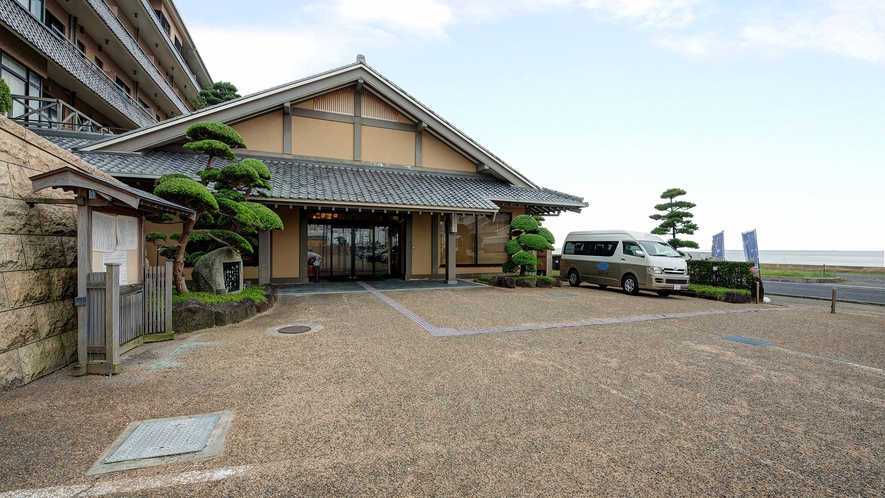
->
[0, 116, 112, 391]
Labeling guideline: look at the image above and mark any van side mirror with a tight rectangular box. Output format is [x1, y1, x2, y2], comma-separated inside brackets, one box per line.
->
[634, 250, 645, 257]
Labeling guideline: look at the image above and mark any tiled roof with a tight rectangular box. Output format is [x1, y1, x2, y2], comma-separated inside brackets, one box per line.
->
[75, 149, 586, 213]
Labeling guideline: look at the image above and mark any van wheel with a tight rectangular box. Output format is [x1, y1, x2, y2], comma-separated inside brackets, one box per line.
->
[568, 270, 581, 287]
[622, 275, 639, 295]
[657, 291, 672, 297]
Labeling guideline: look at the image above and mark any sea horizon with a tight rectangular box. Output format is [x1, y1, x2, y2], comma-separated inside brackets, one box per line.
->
[683, 250, 884, 267]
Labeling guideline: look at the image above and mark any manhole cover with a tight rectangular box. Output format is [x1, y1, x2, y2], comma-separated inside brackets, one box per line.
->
[267, 323, 323, 337]
[278, 325, 312, 334]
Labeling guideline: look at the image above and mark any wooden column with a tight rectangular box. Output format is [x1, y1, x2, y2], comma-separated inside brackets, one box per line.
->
[404, 214, 413, 280]
[165, 259, 173, 334]
[258, 229, 271, 285]
[73, 192, 90, 376]
[105, 263, 121, 374]
[445, 214, 457, 284]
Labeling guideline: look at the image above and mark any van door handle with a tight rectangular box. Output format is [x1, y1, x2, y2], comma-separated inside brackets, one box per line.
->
[621, 258, 626, 261]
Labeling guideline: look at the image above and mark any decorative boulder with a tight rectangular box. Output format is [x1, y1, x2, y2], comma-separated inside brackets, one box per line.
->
[516, 278, 536, 288]
[192, 247, 243, 294]
[536, 278, 553, 288]
[172, 299, 215, 333]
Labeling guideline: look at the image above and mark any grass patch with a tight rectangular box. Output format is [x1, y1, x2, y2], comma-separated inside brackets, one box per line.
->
[762, 264, 884, 275]
[173, 286, 268, 306]
[761, 270, 835, 278]
[551, 269, 560, 279]
[477, 275, 496, 282]
[688, 284, 751, 298]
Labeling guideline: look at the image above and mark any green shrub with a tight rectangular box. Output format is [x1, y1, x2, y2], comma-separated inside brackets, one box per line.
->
[688, 284, 751, 298]
[688, 260, 754, 290]
[515, 275, 555, 283]
[0, 78, 11, 113]
[172, 285, 268, 305]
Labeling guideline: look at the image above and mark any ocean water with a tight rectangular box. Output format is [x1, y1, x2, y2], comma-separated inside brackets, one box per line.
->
[684, 250, 884, 267]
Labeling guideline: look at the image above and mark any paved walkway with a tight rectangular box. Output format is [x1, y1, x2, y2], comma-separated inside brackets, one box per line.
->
[1, 285, 883, 496]
[277, 278, 484, 295]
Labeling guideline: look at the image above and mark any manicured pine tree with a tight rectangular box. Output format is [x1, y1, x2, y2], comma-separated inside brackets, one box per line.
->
[649, 187, 699, 250]
[147, 121, 283, 294]
[503, 214, 555, 276]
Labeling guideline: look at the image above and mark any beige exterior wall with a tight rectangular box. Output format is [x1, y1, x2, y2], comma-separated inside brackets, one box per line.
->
[271, 207, 301, 279]
[292, 117, 353, 160]
[422, 134, 475, 173]
[362, 126, 415, 166]
[232, 111, 284, 154]
[411, 214, 432, 275]
[0, 116, 120, 392]
[294, 99, 313, 110]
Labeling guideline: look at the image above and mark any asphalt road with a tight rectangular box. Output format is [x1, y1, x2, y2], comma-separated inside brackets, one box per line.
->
[764, 280, 885, 305]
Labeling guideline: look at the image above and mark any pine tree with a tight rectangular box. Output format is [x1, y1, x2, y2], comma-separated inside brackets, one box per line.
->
[649, 188, 699, 250]
[503, 215, 555, 276]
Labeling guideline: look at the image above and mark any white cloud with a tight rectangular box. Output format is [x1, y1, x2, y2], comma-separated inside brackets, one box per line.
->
[331, 0, 455, 39]
[580, 0, 706, 28]
[741, 0, 885, 63]
[190, 24, 393, 94]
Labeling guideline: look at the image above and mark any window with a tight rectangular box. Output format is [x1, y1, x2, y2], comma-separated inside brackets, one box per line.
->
[45, 11, 63, 36]
[623, 241, 641, 256]
[154, 9, 170, 35]
[174, 36, 182, 55]
[94, 57, 103, 70]
[138, 98, 149, 109]
[1, 50, 42, 121]
[563, 241, 618, 256]
[440, 213, 513, 266]
[77, 41, 86, 55]
[16, 0, 43, 21]
[114, 76, 130, 96]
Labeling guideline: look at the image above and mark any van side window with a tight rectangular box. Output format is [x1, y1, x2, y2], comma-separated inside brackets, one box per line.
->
[564, 241, 577, 255]
[592, 241, 618, 257]
[623, 241, 641, 256]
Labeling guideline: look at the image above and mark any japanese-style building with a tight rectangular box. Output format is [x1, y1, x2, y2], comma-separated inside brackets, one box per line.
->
[53, 56, 588, 284]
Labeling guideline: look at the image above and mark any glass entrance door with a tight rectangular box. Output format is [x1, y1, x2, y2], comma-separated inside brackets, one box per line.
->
[308, 223, 399, 279]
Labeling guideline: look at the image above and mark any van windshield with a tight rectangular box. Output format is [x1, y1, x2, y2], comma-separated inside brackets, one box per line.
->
[638, 240, 682, 257]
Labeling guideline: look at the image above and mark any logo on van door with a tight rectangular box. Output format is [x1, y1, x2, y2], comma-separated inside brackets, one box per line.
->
[597, 262, 610, 271]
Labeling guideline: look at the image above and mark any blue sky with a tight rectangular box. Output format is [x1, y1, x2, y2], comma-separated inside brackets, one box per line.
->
[178, 0, 884, 252]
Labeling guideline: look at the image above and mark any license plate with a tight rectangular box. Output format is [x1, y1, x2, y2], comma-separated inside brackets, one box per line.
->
[673, 284, 682, 290]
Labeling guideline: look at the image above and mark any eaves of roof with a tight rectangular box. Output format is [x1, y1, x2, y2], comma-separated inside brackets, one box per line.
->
[75, 149, 587, 215]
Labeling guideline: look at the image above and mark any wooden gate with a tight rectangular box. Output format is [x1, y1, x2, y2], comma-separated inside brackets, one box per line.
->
[84, 261, 173, 374]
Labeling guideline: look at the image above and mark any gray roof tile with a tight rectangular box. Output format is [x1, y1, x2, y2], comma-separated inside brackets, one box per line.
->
[75, 149, 586, 213]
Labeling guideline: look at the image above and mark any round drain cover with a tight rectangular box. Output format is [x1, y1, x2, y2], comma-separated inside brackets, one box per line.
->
[277, 325, 312, 335]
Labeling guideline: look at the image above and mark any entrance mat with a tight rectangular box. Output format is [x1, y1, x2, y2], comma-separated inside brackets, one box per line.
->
[87, 411, 233, 475]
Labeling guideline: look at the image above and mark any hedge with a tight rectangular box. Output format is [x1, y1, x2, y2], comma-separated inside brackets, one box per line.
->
[688, 260, 755, 290]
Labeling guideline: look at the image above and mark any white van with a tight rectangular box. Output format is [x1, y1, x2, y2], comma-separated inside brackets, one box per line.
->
[560, 230, 689, 296]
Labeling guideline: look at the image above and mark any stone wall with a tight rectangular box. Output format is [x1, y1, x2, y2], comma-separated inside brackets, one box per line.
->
[0, 116, 113, 391]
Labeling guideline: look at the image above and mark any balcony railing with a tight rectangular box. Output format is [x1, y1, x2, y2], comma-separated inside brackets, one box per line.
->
[84, 0, 192, 113]
[6, 95, 124, 134]
[0, 0, 157, 127]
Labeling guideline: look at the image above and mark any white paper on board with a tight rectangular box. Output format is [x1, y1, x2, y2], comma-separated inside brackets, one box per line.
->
[92, 212, 116, 252]
[115, 216, 139, 251]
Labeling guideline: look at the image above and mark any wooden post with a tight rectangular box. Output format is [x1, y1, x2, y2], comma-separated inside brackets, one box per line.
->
[831, 288, 836, 314]
[165, 259, 173, 334]
[258, 229, 271, 285]
[445, 214, 457, 284]
[105, 263, 121, 374]
[74, 193, 91, 376]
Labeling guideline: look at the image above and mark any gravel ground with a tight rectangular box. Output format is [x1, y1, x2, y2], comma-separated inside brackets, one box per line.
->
[1, 285, 883, 496]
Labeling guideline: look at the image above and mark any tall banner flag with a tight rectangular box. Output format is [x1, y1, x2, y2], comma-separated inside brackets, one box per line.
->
[741, 229, 759, 270]
[712, 231, 724, 260]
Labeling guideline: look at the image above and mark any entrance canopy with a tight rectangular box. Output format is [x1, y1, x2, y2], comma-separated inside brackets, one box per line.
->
[30, 166, 195, 219]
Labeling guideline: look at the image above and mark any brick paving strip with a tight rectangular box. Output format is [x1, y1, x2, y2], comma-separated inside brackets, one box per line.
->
[357, 281, 791, 337]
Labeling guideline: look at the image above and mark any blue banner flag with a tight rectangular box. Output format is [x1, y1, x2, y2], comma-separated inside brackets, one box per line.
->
[712, 232, 724, 260]
[741, 229, 760, 270]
